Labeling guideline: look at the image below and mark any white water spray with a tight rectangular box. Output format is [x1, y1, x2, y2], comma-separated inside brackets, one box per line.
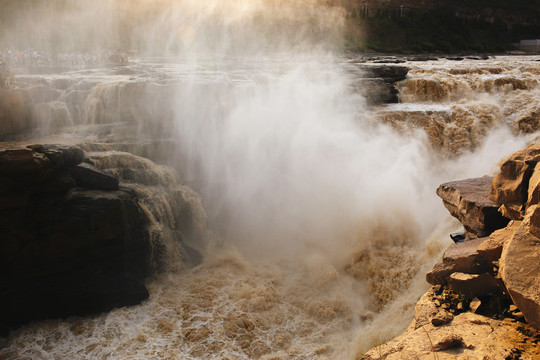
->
[0, 1, 538, 359]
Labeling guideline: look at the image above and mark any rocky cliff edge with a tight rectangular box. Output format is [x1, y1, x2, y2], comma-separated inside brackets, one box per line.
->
[0, 142, 207, 336]
[361, 144, 540, 359]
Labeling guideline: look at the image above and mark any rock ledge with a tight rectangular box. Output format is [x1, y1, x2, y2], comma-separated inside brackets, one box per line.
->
[0, 142, 207, 336]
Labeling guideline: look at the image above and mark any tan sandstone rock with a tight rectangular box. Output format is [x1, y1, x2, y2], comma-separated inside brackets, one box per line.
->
[363, 143, 540, 359]
[426, 237, 491, 286]
[489, 144, 540, 207]
[477, 220, 521, 261]
[437, 177, 509, 238]
[411, 289, 440, 329]
[498, 202, 524, 220]
[526, 162, 540, 208]
[431, 310, 454, 326]
[500, 207, 540, 330]
[447, 272, 500, 299]
[489, 158, 532, 205]
[360, 301, 540, 360]
[530, 206, 540, 239]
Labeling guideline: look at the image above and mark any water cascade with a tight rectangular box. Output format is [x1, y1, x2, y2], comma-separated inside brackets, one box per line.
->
[0, 1, 538, 359]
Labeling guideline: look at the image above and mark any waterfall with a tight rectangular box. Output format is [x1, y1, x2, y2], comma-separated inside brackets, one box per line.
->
[1, 1, 539, 359]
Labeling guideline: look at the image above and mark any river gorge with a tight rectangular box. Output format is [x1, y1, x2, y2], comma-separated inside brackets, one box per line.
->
[1, 1, 540, 359]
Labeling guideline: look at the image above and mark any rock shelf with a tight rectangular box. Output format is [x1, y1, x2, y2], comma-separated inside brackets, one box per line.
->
[0, 143, 207, 336]
[362, 143, 540, 359]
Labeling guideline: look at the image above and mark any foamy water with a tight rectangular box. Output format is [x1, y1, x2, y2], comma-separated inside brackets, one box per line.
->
[0, 232, 455, 360]
[1, 54, 536, 360]
[376, 56, 540, 157]
[1, 1, 540, 358]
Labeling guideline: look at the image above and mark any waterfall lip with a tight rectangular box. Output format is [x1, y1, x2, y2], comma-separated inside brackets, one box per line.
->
[381, 103, 452, 112]
[2, 54, 539, 359]
[404, 55, 540, 70]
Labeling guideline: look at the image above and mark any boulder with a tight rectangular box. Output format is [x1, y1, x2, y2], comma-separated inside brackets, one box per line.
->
[0, 144, 208, 335]
[412, 289, 440, 329]
[527, 162, 540, 208]
[498, 202, 524, 220]
[447, 272, 500, 299]
[477, 221, 521, 261]
[500, 208, 540, 329]
[437, 177, 509, 238]
[0, 187, 151, 330]
[431, 310, 454, 326]
[490, 159, 531, 206]
[39, 144, 85, 168]
[426, 237, 492, 286]
[0, 147, 50, 175]
[469, 298, 482, 313]
[489, 144, 540, 206]
[530, 206, 540, 239]
[70, 162, 119, 190]
[0, 144, 84, 176]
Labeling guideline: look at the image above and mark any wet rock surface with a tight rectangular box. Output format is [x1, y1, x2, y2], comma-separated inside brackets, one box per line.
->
[364, 65, 409, 83]
[70, 162, 119, 190]
[352, 64, 409, 104]
[0, 142, 207, 336]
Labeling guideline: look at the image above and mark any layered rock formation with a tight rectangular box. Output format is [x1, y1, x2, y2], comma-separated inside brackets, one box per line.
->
[361, 143, 540, 358]
[436, 177, 509, 238]
[0, 143, 207, 336]
[352, 65, 408, 105]
[488, 144, 540, 330]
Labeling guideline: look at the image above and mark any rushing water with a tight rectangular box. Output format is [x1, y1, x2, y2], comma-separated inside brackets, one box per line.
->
[1, 1, 540, 359]
[1, 53, 537, 360]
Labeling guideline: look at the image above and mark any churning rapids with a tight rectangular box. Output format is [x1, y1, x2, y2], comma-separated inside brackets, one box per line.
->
[1, 2, 540, 359]
[2, 54, 538, 360]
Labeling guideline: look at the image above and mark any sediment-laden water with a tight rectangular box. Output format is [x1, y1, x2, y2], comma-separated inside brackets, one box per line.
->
[1, 1, 539, 359]
[1, 53, 537, 360]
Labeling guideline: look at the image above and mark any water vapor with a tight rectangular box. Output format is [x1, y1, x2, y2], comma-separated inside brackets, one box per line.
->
[0, 0, 346, 55]
[1, 1, 538, 359]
